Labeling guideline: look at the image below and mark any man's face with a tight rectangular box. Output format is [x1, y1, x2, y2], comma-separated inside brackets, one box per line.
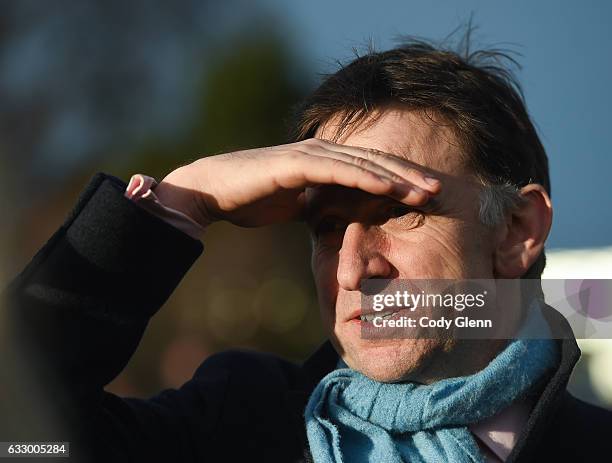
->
[305, 107, 499, 383]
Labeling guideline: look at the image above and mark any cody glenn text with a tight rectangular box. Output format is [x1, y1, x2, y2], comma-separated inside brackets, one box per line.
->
[372, 315, 493, 329]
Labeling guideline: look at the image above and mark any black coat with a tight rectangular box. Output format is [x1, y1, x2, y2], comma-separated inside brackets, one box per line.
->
[4, 173, 612, 462]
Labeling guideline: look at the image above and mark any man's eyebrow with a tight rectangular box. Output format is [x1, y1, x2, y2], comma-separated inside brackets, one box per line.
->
[419, 195, 443, 215]
[381, 195, 443, 216]
[303, 189, 444, 224]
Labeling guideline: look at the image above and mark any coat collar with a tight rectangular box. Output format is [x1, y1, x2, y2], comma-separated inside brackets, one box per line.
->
[507, 303, 581, 461]
[285, 341, 338, 462]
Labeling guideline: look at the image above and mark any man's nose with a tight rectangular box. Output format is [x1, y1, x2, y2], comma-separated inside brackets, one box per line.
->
[336, 222, 393, 291]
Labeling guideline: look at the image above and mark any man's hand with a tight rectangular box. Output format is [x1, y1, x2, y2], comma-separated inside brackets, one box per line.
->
[153, 138, 441, 228]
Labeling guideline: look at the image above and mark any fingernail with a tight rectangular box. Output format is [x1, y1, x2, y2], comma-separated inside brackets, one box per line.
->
[424, 176, 440, 186]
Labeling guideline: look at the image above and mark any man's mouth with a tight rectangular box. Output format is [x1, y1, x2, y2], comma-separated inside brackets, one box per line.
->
[357, 308, 402, 322]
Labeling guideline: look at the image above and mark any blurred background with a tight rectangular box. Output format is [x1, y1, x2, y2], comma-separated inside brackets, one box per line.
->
[1, 0, 611, 423]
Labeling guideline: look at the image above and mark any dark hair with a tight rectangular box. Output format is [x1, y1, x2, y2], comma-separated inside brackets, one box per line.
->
[289, 38, 550, 278]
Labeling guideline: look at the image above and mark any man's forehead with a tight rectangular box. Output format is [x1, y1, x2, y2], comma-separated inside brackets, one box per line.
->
[314, 106, 468, 174]
[307, 107, 484, 218]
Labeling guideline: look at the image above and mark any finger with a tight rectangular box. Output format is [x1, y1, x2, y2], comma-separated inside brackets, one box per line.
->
[279, 152, 430, 206]
[298, 143, 415, 185]
[306, 138, 442, 194]
[298, 144, 433, 206]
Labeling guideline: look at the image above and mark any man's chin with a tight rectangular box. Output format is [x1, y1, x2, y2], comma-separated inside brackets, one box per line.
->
[336, 337, 444, 383]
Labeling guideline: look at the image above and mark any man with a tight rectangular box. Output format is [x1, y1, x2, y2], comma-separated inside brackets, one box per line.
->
[4, 40, 612, 462]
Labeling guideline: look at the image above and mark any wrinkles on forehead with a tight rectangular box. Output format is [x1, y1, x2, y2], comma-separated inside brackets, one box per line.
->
[309, 105, 485, 222]
[314, 105, 472, 176]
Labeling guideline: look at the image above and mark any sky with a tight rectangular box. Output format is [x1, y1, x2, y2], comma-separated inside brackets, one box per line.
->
[1, 0, 610, 250]
[259, 0, 612, 250]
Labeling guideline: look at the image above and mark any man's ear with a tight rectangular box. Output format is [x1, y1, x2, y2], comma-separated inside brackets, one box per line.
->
[494, 184, 553, 278]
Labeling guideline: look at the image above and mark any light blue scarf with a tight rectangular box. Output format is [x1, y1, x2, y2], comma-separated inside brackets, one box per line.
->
[305, 304, 559, 463]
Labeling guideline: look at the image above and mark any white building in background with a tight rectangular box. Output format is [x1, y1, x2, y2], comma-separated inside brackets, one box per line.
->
[543, 246, 612, 407]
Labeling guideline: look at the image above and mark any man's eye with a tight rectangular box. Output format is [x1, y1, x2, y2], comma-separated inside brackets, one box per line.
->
[389, 205, 414, 218]
[387, 204, 425, 228]
[314, 217, 347, 237]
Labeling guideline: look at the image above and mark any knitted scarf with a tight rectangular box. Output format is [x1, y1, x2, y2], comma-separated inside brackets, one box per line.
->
[305, 304, 558, 462]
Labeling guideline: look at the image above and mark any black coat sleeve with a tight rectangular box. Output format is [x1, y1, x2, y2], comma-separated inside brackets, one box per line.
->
[2, 173, 224, 462]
